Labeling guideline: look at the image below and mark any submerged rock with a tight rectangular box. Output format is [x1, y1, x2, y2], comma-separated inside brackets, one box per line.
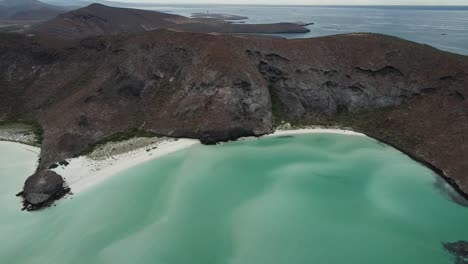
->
[21, 170, 70, 211]
[444, 241, 468, 263]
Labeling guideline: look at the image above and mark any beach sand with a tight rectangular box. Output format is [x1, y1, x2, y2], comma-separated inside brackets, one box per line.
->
[53, 138, 199, 193]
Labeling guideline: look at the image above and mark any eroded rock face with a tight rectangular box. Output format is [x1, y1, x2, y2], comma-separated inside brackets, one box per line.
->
[22, 170, 70, 210]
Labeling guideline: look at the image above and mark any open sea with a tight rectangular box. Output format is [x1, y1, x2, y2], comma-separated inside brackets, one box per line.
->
[1, 134, 468, 264]
[139, 5, 468, 55]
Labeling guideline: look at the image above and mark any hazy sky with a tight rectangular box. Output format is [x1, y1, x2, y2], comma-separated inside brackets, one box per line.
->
[113, 0, 468, 4]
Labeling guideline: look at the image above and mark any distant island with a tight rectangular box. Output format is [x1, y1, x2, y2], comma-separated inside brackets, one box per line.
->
[191, 12, 249, 21]
[30, 3, 310, 39]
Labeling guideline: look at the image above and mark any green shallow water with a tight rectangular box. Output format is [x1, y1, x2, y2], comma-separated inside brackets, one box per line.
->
[1, 134, 467, 264]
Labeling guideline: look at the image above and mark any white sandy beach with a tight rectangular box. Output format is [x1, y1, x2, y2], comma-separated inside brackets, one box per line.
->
[0, 141, 40, 157]
[14, 128, 363, 194]
[53, 139, 199, 193]
[268, 128, 365, 137]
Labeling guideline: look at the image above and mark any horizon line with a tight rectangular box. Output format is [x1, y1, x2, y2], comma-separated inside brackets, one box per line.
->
[103, 2, 468, 7]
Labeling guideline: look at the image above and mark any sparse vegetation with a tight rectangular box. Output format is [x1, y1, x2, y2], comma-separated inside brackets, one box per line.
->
[81, 128, 160, 155]
[0, 119, 44, 146]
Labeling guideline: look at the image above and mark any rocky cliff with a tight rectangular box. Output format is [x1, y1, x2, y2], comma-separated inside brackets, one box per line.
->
[0, 29, 467, 208]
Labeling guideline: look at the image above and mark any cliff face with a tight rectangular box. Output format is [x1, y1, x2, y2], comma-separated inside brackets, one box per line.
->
[244, 33, 468, 193]
[0, 30, 274, 168]
[1, 30, 467, 196]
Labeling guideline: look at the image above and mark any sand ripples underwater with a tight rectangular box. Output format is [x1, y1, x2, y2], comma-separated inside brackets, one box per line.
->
[1, 134, 467, 264]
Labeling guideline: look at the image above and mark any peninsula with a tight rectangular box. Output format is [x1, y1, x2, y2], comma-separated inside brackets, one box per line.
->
[0, 3, 466, 211]
[32, 3, 310, 39]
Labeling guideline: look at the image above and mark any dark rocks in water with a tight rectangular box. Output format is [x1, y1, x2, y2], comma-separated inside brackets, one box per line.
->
[444, 241, 468, 263]
[434, 177, 468, 207]
[21, 170, 70, 211]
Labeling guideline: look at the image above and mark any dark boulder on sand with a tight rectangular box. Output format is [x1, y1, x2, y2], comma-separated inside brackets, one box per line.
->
[21, 170, 70, 211]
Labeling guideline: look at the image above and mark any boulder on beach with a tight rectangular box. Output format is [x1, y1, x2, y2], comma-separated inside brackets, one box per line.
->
[22, 170, 69, 209]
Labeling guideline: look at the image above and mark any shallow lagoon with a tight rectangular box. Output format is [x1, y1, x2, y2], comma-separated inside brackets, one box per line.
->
[0, 134, 467, 264]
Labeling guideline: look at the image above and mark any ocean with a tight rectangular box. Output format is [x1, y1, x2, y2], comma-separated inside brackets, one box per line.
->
[139, 5, 468, 55]
[1, 134, 467, 264]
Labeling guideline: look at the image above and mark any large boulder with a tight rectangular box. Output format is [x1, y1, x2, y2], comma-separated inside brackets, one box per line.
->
[22, 170, 70, 210]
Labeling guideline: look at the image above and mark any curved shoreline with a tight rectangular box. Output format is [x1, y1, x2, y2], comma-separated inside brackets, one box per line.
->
[2, 128, 467, 205]
[51, 129, 366, 194]
[0, 141, 40, 156]
[267, 128, 365, 137]
[53, 139, 199, 194]
[360, 132, 468, 202]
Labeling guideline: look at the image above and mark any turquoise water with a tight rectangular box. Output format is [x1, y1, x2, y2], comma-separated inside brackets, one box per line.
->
[1, 134, 467, 264]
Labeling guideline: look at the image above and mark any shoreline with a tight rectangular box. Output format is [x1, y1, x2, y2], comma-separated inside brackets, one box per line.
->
[53, 138, 199, 193]
[4, 128, 466, 204]
[0, 141, 40, 156]
[360, 132, 468, 202]
[267, 128, 365, 137]
[53, 128, 365, 194]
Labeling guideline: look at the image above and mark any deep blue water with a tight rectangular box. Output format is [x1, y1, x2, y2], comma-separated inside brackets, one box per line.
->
[139, 5, 468, 55]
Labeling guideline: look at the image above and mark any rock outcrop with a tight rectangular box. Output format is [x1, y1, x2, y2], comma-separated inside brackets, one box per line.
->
[20, 170, 70, 210]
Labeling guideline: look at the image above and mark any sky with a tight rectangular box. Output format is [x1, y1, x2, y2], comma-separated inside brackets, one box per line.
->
[111, 0, 468, 4]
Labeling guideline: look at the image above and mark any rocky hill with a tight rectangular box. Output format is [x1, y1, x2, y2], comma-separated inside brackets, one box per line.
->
[32, 3, 310, 39]
[1, 30, 467, 209]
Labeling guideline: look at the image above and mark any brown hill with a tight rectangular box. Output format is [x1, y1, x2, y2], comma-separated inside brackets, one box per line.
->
[1, 30, 467, 207]
[32, 3, 310, 39]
